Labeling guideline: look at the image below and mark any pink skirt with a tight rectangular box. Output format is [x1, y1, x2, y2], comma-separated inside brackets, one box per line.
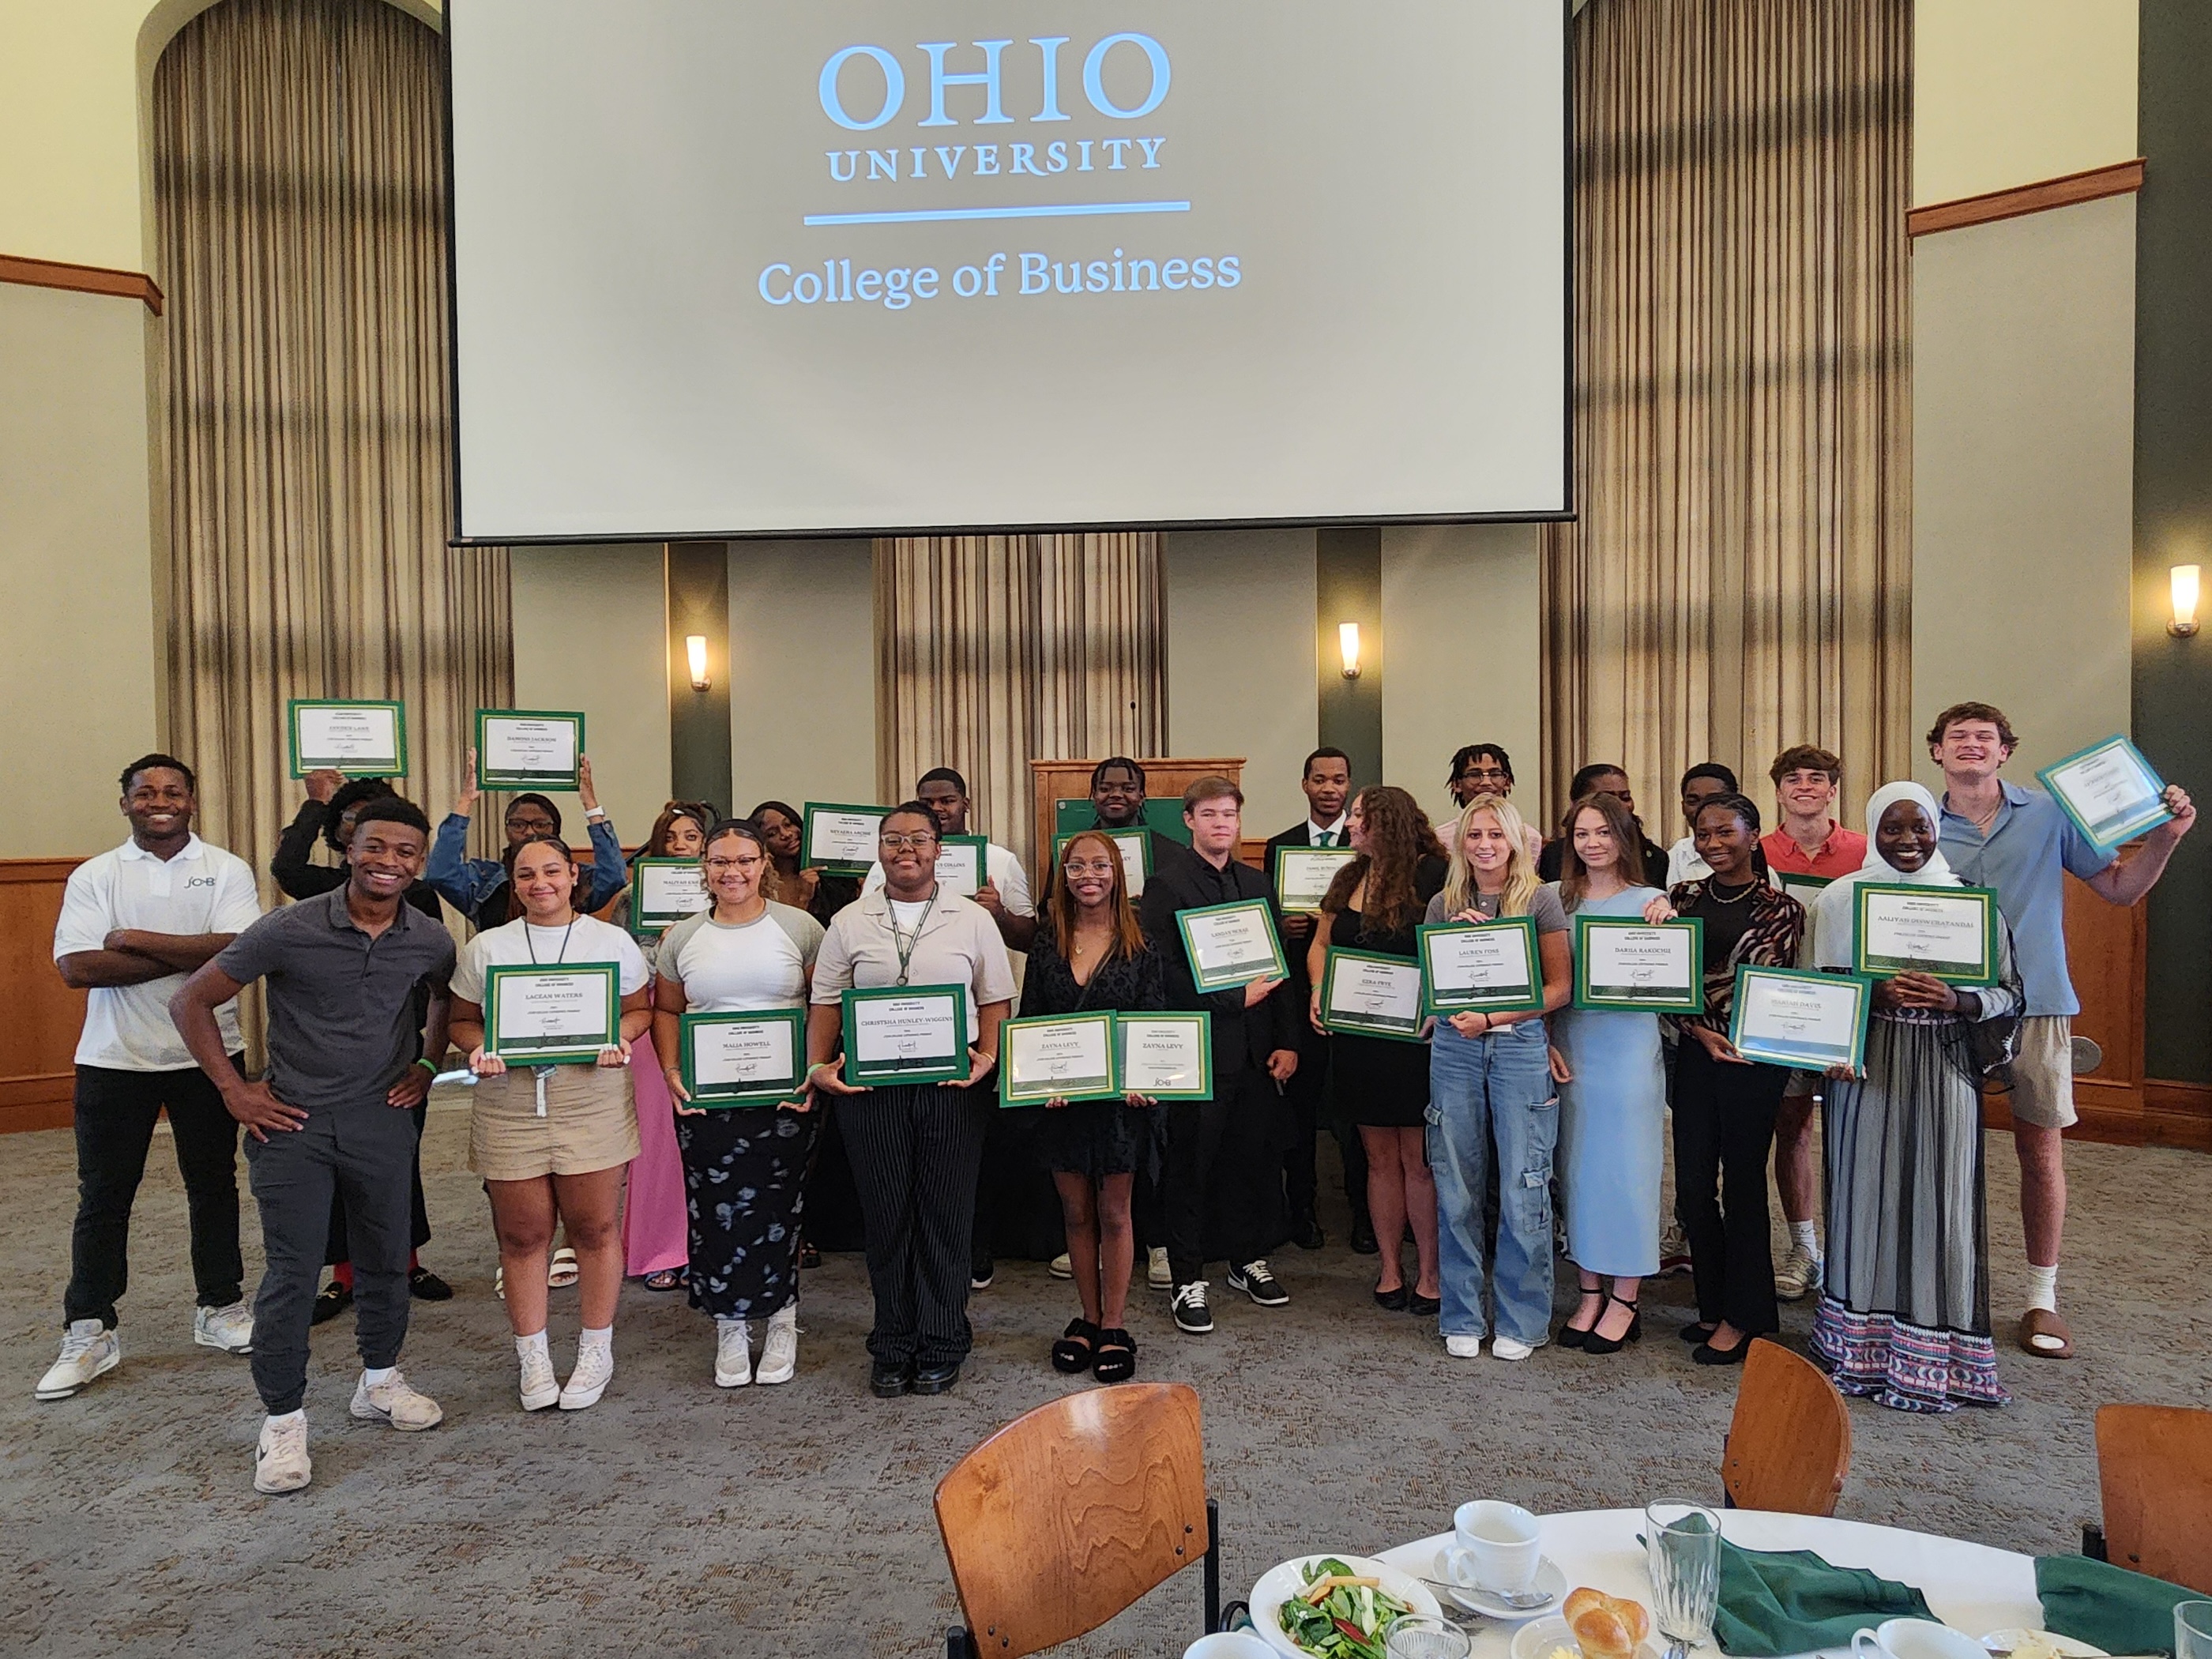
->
[621, 1030, 690, 1277]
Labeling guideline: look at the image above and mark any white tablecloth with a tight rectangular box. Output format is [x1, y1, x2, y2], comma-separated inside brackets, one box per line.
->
[1374, 1509, 2041, 1657]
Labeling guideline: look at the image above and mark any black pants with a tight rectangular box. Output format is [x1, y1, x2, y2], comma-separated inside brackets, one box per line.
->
[1280, 1030, 1367, 1228]
[245, 1099, 419, 1414]
[1672, 1040, 1788, 1336]
[840, 1084, 989, 1369]
[1165, 1069, 1277, 1286]
[65, 1059, 246, 1328]
[324, 1100, 431, 1266]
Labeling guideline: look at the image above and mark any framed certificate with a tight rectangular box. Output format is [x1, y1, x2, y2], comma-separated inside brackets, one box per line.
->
[1852, 882, 2000, 986]
[1572, 916, 1704, 1014]
[1319, 948, 1427, 1040]
[803, 802, 887, 875]
[288, 699, 405, 778]
[841, 984, 969, 1086]
[1776, 871, 1834, 911]
[2037, 735, 2173, 852]
[999, 1011, 1119, 1105]
[1115, 1011, 1213, 1100]
[476, 709, 584, 789]
[679, 1008, 806, 1105]
[1729, 965, 1871, 1072]
[627, 857, 710, 934]
[1273, 845, 1358, 915]
[482, 962, 620, 1065]
[1054, 828, 1152, 897]
[1417, 918, 1543, 1017]
[1174, 897, 1288, 992]
[935, 835, 988, 898]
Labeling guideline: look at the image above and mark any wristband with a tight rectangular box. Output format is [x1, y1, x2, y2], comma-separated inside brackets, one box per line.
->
[414, 1058, 437, 1074]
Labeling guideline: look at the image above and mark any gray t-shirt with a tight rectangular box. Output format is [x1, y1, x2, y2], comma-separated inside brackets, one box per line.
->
[214, 886, 456, 1111]
[1424, 883, 1570, 934]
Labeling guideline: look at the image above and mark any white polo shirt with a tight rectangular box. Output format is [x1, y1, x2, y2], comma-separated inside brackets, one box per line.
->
[53, 835, 264, 1070]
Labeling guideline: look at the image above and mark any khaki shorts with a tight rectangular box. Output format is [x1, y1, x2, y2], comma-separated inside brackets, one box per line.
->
[469, 1063, 640, 1180]
[2006, 1015, 2078, 1130]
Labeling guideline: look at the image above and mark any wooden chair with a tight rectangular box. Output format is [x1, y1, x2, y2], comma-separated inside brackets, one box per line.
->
[1720, 1339, 1852, 1516]
[2087, 1404, 2212, 1591]
[934, 1382, 1220, 1659]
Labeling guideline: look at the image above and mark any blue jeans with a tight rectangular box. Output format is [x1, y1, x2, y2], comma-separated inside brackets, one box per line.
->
[1428, 1018, 1559, 1345]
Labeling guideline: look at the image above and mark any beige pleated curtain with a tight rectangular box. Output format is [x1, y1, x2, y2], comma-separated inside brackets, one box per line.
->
[154, 0, 511, 889]
[875, 535, 1167, 865]
[1542, 0, 1913, 826]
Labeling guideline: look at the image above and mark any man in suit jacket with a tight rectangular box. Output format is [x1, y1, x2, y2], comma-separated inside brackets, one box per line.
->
[1140, 776, 1301, 1336]
[1263, 748, 1373, 1254]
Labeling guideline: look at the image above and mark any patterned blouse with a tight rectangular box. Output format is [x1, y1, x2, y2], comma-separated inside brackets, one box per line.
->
[1666, 875, 1806, 1033]
[1018, 924, 1169, 1019]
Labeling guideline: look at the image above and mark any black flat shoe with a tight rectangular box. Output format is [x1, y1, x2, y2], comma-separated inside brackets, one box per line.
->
[1373, 1284, 1409, 1311]
[1406, 1292, 1440, 1316]
[1350, 1221, 1379, 1256]
[869, 1361, 913, 1398]
[912, 1363, 961, 1395]
[1584, 1293, 1643, 1356]
[1679, 1321, 1717, 1345]
[1693, 1337, 1747, 1367]
[1291, 1213, 1326, 1251]
[310, 1282, 352, 1326]
[1092, 1327, 1137, 1383]
[408, 1266, 454, 1301]
[1051, 1318, 1100, 1374]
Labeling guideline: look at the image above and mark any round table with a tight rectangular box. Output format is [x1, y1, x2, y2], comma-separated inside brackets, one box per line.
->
[1373, 1509, 2042, 1657]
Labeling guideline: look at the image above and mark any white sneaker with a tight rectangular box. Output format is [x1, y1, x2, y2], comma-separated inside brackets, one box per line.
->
[36, 1319, 120, 1401]
[518, 1345, 559, 1411]
[755, 1305, 799, 1386]
[349, 1368, 444, 1431]
[1049, 1253, 1074, 1280]
[1774, 1240, 1824, 1300]
[194, 1302, 254, 1354]
[1443, 1334, 1484, 1359]
[1491, 1334, 1544, 1362]
[1147, 1246, 1172, 1288]
[1659, 1221, 1692, 1277]
[559, 1345, 613, 1410]
[715, 1319, 753, 1388]
[254, 1413, 312, 1494]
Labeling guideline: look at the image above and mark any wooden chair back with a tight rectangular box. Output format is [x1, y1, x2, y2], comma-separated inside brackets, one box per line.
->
[1721, 1339, 1852, 1516]
[935, 1382, 1210, 1659]
[2096, 1404, 2212, 1591]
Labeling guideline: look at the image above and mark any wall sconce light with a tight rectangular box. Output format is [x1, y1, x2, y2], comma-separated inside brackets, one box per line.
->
[2170, 564, 2201, 638]
[1338, 622, 1363, 679]
[685, 634, 712, 690]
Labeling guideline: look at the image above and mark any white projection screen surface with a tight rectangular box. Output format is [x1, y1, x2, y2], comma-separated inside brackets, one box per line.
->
[446, 2, 1569, 541]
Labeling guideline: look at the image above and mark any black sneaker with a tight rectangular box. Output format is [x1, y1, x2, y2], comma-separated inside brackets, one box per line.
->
[1171, 1281, 1214, 1334]
[1228, 1260, 1290, 1307]
[310, 1281, 352, 1326]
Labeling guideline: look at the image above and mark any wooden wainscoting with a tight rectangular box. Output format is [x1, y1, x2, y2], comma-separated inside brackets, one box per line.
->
[1, 860, 87, 1133]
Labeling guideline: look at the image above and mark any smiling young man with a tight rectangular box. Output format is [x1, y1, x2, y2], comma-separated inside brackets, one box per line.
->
[39, 755, 264, 1403]
[1085, 756, 1193, 883]
[171, 798, 454, 1494]
[1928, 702, 2195, 1361]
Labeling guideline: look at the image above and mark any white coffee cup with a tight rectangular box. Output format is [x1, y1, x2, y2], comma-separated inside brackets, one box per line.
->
[1184, 1633, 1276, 1659]
[1447, 1499, 1541, 1593]
[1852, 1620, 1988, 1659]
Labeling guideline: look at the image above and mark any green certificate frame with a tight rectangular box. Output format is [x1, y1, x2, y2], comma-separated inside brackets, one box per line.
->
[803, 801, 889, 875]
[626, 857, 710, 935]
[1114, 1010, 1213, 1100]
[935, 835, 988, 897]
[1729, 964, 1871, 1073]
[1572, 915, 1705, 1014]
[679, 1008, 807, 1106]
[1053, 828, 1153, 897]
[1775, 871, 1834, 911]
[1852, 882, 2000, 987]
[999, 1011, 1120, 1106]
[482, 961, 621, 1066]
[1318, 947, 1428, 1042]
[1417, 918, 1544, 1017]
[2036, 734, 2173, 852]
[288, 699, 406, 779]
[841, 984, 969, 1087]
[1272, 844, 1359, 914]
[475, 709, 585, 790]
[1174, 897, 1288, 993]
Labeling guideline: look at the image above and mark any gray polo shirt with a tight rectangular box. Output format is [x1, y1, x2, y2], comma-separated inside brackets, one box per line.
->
[214, 886, 456, 1110]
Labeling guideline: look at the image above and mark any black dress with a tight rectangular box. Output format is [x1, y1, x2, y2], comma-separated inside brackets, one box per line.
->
[1326, 856, 1447, 1130]
[1018, 927, 1168, 1181]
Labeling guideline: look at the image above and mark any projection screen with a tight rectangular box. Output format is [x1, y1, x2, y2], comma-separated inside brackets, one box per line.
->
[446, 2, 1570, 541]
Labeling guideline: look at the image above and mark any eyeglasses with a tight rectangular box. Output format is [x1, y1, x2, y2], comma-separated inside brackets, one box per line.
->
[879, 833, 939, 851]
[1063, 859, 1119, 878]
[507, 818, 558, 834]
[1455, 768, 1510, 785]
[705, 856, 764, 873]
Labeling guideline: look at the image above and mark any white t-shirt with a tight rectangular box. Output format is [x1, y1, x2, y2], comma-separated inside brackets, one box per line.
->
[862, 841, 1033, 916]
[451, 913, 651, 1004]
[657, 902, 823, 1012]
[53, 836, 264, 1070]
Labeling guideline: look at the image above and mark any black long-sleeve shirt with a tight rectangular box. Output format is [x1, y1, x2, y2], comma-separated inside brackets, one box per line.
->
[1138, 849, 1299, 1076]
[270, 799, 443, 920]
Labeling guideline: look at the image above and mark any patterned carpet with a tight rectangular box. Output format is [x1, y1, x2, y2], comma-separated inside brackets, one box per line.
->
[3, 1093, 2205, 1657]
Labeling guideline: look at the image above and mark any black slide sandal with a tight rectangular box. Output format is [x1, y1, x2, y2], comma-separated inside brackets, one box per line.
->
[1051, 1318, 1100, 1373]
[1092, 1328, 1137, 1382]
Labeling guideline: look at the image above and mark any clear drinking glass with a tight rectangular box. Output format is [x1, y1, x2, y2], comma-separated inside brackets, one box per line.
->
[2176, 1602, 2212, 1659]
[1384, 1615, 1472, 1659]
[1644, 1500, 1722, 1650]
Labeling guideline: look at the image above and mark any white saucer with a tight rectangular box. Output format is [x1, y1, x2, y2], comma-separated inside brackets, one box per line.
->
[1510, 1614, 1666, 1659]
[1981, 1632, 2107, 1659]
[1431, 1549, 1567, 1620]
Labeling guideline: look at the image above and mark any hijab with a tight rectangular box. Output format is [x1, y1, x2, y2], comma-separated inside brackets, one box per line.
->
[1810, 781, 1957, 969]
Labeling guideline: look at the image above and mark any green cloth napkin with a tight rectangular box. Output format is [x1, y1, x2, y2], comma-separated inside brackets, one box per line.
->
[1712, 1537, 1935, 1657]
[2036, 1554, 2197, 1655]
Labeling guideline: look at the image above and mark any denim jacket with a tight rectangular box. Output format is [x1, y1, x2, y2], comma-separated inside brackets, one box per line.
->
[425, 812, 628, 927]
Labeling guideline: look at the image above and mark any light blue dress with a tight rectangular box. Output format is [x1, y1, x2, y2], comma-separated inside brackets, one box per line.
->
[1551, 883, 1667, 1277]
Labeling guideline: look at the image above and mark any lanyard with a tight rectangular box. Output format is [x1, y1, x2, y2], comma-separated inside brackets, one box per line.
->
[887, 886, 939, 986]
[525, 916, 577, 1111]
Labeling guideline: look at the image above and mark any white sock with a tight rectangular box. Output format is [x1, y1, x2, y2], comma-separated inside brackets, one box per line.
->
[2025, 1262, 2059, 1315]
[265, 1409, 304, 1429]
[577, 1324, 613, 1360]
[362, 1365, 394, 1387]
[1790, 1221, 1819, 1255]
[515, 1329, 549, 1363]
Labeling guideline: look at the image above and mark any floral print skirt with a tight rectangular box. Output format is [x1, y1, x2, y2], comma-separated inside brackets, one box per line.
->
[675, 1105, 818, 1321]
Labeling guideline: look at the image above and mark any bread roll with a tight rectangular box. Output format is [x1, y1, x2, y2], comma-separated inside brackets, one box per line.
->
[1564, 1587, 1650, 1659]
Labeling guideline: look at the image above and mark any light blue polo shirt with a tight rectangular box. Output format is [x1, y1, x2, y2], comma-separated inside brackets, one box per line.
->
[1938, 780, 2113, 1017]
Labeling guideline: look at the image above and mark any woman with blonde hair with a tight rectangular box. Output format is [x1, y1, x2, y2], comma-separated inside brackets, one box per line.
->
[1307, 787, 1448, 1314]
[1424, 795, 1572, 1360]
